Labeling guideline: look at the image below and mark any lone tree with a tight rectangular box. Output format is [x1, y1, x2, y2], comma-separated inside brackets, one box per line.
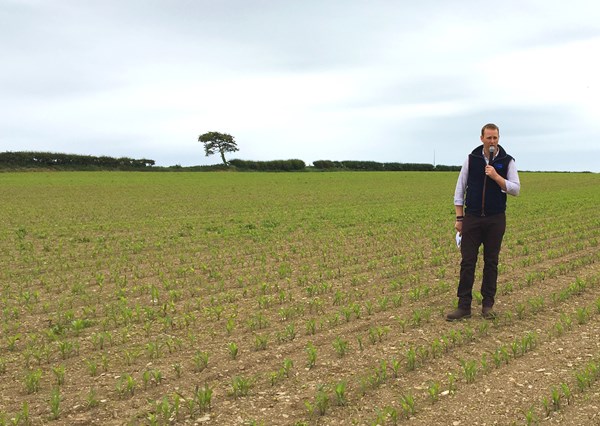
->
[198, 131, 239, 165]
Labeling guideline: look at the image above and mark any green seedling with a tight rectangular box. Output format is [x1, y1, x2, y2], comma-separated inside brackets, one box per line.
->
[172, 362, 182, 378]
[399, 393, 415, 418]
[49, 387, 61, 419]
[52, 365, 66, 386]
[228, 343, 238, 360]
[194, 383, 213, 413]
[308, 386, 329, 416]
[282, 358, 293, 378]
[334, 381, 348, 406]
[560, 383, 572, 405]
[116, 373, 136, 398]
[305, 319, 316, 335]
[231, 376, 251, 398]
[447, 372, 457, 394]
[6, 334, 21, 351]
[541, 397, 552, 417]
[24, 368, 42, 394]
[356, 336, 364, 352]
[254, 334, 268, 351]
[406, 347, 417, 371]
[576, 307, 589, 324]
[523, 406, 537, 426]
[194, 351, 209, 372]
[390, 357, 401, 378]
[87, 387, 99, 408]
[427, 380, 441, 403]
[460, 359, 477, 383]
[332, 337, 348, 357]
[551, 386, 561, 411]
[306, 342, 317, 369]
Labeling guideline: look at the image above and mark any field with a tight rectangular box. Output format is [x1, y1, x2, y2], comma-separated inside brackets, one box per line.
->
[1, 171, 599, 425]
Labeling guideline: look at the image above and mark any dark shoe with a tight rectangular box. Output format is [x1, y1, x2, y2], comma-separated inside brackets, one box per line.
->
[446, 308, 472, 321]
[482, 306, 497, 320]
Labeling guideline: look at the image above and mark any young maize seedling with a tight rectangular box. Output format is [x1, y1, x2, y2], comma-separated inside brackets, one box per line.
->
[24, 369, 42, 394]
[194, 383, 213, 413]
[541, 397, 551, 417]
[13, 402, 29, 426]
[269, 371, 281, 386]
[551, 387, 561, 411]
[312, 386, 330, 416]
[228, 343, 238, 360]
[516, 303, 526, 320]
[390, 357, 401, 378]
[285, 323, 296, 341]
[49, 387, 61, 420]
[172, 363, 182, 378]
[406, 347, 417, 371]
[52, 365, 66, 386]
[282, 358, 293, 378]
[254, 334, 268, 351]
[576, 307, 589, 324]
[332, 337, 349, 358]
[397, 318, 407, 333]
[478, 321, 490, 336]
[153, 369, 163, 385]
[427, 381, 441, 403]
[575, 371, 589, 392]
[510, 341, 520, 358]
[356, 336, 364, 352]
[460, 359, 477, 384]
[447, 373, 457, 395]
[231, 376, 251, 398]
[375, 360, 388, 384]
[306, 343, 317, 369]
[87, 387, 99, 408]
[503, 311, 513, 325]
[193, 351, 209, 372]
[305, 319, 316, 336]
[560, 383, 572, 405]
[399, 393, 415, 418]
[522, 406, 537, 425]
[116, 374, 136, 398]
[334, 381, 348, 406]
[480, 354, 489, 373]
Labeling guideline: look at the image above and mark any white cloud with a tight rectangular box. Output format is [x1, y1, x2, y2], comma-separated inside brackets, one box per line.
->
[1, 0, 599, 171]
[478, 37, 600, 106]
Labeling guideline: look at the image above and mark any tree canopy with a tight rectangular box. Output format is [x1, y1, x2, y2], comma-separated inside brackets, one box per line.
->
[198, 131, 239, 165]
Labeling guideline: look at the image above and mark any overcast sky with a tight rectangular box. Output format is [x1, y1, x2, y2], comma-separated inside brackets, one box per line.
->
[2, 0, 599, 171]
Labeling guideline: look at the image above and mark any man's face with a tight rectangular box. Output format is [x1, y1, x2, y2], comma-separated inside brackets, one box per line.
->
[480, 128, 499, 152]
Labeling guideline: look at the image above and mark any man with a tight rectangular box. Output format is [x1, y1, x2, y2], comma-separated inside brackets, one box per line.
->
[447, 123, 520, 321]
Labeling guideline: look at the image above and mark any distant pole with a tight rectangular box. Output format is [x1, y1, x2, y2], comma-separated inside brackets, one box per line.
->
[433, 150, 436, 168]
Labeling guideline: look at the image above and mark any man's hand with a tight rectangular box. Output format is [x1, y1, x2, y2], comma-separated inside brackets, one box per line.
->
[454, 221, 462, 233]
[485, 165, 498, 179]
[485, 165, 507, 191]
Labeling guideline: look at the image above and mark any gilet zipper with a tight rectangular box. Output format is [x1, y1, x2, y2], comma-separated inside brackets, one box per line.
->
[481, 154, 493, 216]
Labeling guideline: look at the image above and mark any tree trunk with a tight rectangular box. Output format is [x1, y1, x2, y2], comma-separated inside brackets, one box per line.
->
[220, 150, 228, 165]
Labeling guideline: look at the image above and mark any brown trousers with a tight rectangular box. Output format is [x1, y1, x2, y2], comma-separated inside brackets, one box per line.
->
[457, 212, 506, 309]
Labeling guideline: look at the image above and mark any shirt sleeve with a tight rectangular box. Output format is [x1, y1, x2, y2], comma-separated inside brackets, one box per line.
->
[504, 159, 520, 196]
[453, 157, 469, 206]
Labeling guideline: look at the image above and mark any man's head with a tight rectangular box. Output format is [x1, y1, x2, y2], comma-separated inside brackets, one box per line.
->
[480, 123, 499, 155]
[481, 123, 499, 137]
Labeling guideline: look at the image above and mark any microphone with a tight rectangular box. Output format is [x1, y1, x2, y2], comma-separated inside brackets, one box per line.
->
[488, 145, 495, 163]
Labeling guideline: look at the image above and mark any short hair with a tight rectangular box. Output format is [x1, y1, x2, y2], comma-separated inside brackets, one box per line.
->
[481, 123, 499, 136]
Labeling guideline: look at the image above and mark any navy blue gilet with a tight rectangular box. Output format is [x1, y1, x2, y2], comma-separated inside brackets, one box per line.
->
[465, 144, 514, 216]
